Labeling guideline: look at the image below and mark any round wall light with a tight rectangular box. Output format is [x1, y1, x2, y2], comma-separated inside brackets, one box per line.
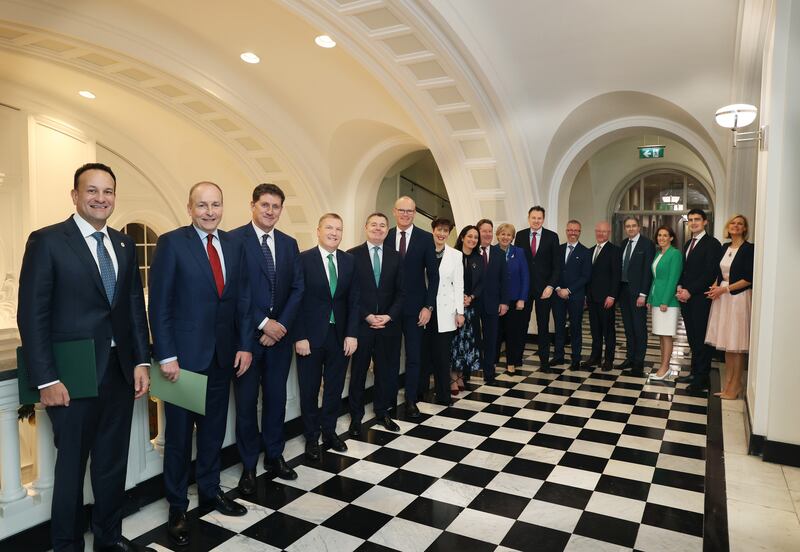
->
[78, 90, 96, 99]
[715, 104, 757, 130]
[315, 35, 336, 48]
[240, 52, 260, 64]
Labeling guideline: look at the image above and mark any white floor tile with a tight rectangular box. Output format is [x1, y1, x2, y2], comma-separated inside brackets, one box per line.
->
[352, 485, 417, 515]
[517, 444, 566, 464]
[567, 439, 615, 459]
[402, 454, 457, 478]
[461, 449, 513, 471]
[603, 459, 655, 483]
[490, 426, 535, 444]
[368, 517, 442, 552]
[446, 507, 515, 544]
[279, 465, 336, 491]
[421, 478, 483, 507]
[286, 526, 364, 552]
[585, 491, 646, 523]
[438, 430, 487, 449]
[201, 498, 273, 531]
[727, 498, 800, 552]
[211, 534, 282, 551]
[518, 498, 582, 532]
[384, 434, 435, 454]
[279, 492, 347, 524]
[486, 471, 545, 498]
[546, 465, 601, 490]
[339, 459, 397, 485]
[635, 524, 703, 552]
[647, 484, 704, 514]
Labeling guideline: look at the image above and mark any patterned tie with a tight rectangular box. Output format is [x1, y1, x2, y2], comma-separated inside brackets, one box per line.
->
[399, 230, 407, 258]
[566, 244, 574, 263]
[92, 232, 116, 304]
[687, 238, 697, 257]
[592, 244, 601, 264]
[530, 231, 538, 257]
[482, 246, 488, 267]
[622, 239, 633, 281]
[327, 253, 337, 323]
[261, 234, 276, 289]
[207, 234, 224, 297]
[372, 246, 381, 286]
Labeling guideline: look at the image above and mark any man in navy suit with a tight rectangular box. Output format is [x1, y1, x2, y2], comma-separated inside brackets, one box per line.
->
[675, 209, 721, 392]
[294, 213, 359, 460]
[551, 220, 591, 369]
[347, 212, 404, 436]
[149, 182, 253, 546]
[582, 221, 621, 371]
[514, 206, 561, 369]
[230, 183, 304, 493]
[385, 197, 438, 418]
[476, 219, 509, 383]
[617, 217, 655, 376]
[17, 163, 153, 552]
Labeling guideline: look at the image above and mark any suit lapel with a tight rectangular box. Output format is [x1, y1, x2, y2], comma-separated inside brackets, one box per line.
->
[185, 226, 219, 294]
[246, 225, 271, 280]
[108, 230, 128, 307]
[62, 218, 107, 301]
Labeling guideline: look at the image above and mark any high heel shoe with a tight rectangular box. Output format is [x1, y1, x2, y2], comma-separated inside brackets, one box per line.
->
[668, 367, 680, 379]
[649, 370, 670, 381]
[457, 376, 465, 391]
[507, 366, 516, 375]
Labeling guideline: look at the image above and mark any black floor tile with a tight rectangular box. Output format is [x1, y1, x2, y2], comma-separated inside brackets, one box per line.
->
[468, 488, 530, 519]
[558, 451, 609, 473]
[244, 479, 307, 510]
[632, 405, 671, 419]
[355, 427, 402, 446]
[134, 518, 236, 552]
[564, 397, 601, 409]
[242, 511, 316, 550]
[505, 389, 539, 400]
[363, 446, 417, 467]
[623, 424, 666, 440]
[601, 394, 638, 405]
[541, 386, 573, 396]
[405, 424, 450, 442]
[397, 496, 463, 529]
[501, 520, 571, 552]
[660, 440, 707, 460]
[595, 474, 651, 501]
[574, 511, 640, 548]
[557, 374, 584, 384]
[529, 432, 576, 451]
[427, 531, 495, 552]
[591, 409, 630, 423]
[666, 419, 707, 435]
[443, 463, 498, 487]
[652, 468, 705, 493]
[549, 413, 589, 427]
[576, 428, 621, 446]
[311, 449, 362, 473]
[438, 406, 477, 420]
[534, 481, 593, 510]
[610, 446, 659, 466]
[421, 441, 472, 462]
[312, 474, 373, 502]
[670, 402, 708, 415]
[527, 401, 562, 413]
[379, 469, 437, 495]
[477, 437, 525, 456]
[466, 392, 500, 403]
[356, 541, 396, 552]
[483, 403, 521, 416]
[578, 383, 613, 393]
[503, 457, 556, 480]
[639, 390, 676, 401]
[457, 420, 501, 437]
[323, 504, 393, 540]
[613, 381, 644, 391]
[641, 502, 704, 537]
[504, 417, 545, 432]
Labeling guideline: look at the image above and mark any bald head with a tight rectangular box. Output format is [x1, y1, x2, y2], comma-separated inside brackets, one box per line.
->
[188, 181, 224, 233]
[393, 196, 416, 230]
[594, 221, 611, 245]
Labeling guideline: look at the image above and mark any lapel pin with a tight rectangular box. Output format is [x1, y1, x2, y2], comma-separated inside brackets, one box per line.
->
[120, 242, 126, 248]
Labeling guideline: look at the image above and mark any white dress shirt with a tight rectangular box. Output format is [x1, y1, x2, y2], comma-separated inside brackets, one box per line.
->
[395, 225, 414, 252]
[686, 230, 706, 258]
[318, 246, 338, 284]
[253, 223, 277, 330]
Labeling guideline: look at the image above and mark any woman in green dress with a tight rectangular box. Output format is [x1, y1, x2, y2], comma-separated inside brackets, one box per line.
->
[647, 226, 683, 381]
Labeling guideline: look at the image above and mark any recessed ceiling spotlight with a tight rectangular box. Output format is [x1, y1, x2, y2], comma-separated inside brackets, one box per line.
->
[78, 90, 96, 99]
[315, 35, 336, 48]
[240, 52, 260, 64]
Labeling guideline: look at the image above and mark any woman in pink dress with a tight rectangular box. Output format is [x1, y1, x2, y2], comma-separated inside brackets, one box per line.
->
[705, 215, 754, 399]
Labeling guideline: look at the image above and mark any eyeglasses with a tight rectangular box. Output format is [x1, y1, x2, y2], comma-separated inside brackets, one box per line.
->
[395, 209, 415, 215]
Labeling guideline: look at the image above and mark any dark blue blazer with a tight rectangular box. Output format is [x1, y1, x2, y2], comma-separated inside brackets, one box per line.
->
[348, 242, 404, 336]
[386, 226, 439, 315]
[504, 245, 530, 302]
[679, 233, 722, 296]
[620, 235, 656, 297]
[230, 224, 304, 352]
[479, 245, 510, 314]
[556, 242, 592, 299]
[18, 217, 150, 387]
[293, 247, 359, 347]
[148, 225, 253, 372]
[514, 227, 561, 295]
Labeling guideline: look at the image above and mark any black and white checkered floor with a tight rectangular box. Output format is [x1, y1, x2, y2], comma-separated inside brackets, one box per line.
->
[133, 325, 718, 552]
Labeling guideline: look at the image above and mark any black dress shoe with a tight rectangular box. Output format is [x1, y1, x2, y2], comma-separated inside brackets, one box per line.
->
[616, 359, 633, 369]
[687, 379, 709, 393]
[200, 492, 247, 517]
[348, 420, 362, 438]
[377, 415, 400, 432]
[621, 368, 645, 377]
[675, 374, 694, 384]
[167, 510, 189, 547]
[237, 468, 256, 496]
[549, 357, 566, 366]
[569, 362, 581, 370]
[405, 402, 420, 419]
[323, 433, 348, 452]
[580, 357, 600, 368]
[265, 456, 298, 481]
[94, 537, 156, 552]
[305, 440, 321, 461]
[601, 360, 613, 371]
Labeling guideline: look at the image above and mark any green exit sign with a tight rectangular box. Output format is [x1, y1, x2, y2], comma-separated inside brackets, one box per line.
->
[639, 146, 665, 159]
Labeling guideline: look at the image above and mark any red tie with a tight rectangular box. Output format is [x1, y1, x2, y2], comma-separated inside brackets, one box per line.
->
[399, 230, 407, 258]
[482, 246, 488, 267]
[530, 231, 537, 257]
[687, 238, 697, 256]
[207, 234, 224, 297]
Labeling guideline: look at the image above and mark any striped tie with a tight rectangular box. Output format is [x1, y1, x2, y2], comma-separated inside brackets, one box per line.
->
[92, 232, 116, 304]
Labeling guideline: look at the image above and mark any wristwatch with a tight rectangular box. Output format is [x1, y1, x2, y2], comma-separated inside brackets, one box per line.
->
[426, 305, 434, 312]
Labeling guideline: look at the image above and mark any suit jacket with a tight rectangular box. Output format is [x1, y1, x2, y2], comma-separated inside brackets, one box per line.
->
[230, 224, 304, 353]
[716, 241, 754, 295]
[462, 251, 484, 303]
[556, 242, 591, 299]
[587, 242, 621, 303]
[648, 247, 683, 307]
[478, 245, 510, 314]
[18, 216, 150, 388]
[386, 226, 439, 315]
[347, 242, 404, 336]
[504, 245, 530, 302]
[435, 246, 464, 332]
[149, 225, 253, 373]
[293, 247, 359, 347]
[514, 227, 561, 296]
[619, 235, 656, 297]
[679, 233, 722, 296]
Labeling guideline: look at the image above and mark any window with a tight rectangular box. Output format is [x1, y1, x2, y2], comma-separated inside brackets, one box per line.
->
[121, 223, 158, 289]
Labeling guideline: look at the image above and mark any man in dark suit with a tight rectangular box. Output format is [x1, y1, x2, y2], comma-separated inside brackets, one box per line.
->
[17, 163, 152, 552]
[582, 221, 621, 371]
[230, 183, 304, 493]
[294, 213, 359, 460]
[347, 212, 404, 436]
[385, 196, 438, 418]
[149, 182, 253, 546]
[514, 206, 561, 369]
[476, 219, 509, 383]
[551, 220, 592, 369]
[617, 217, 655, 376]
[675, 208, 722, 392]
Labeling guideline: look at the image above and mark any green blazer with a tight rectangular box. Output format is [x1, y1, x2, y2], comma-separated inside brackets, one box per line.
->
[648, 246, 683, 308]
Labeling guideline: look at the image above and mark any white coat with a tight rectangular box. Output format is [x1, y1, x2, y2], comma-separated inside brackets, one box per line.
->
[434, 245, 464, 332]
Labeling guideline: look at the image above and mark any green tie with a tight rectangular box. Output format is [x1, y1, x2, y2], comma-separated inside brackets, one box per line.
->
[327, 253, 337, 323]
[372, 246, 381, 286]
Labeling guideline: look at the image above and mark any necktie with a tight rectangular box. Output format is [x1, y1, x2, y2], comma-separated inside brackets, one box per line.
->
[92, 232, 116, 304]
[399, 230, 407, 258]
[207, 234, 224, 297]
[327, 253, 337, 323]
[592, 244, 601, 264]
[482, 246, 488, 267]
[566, 244, 574, 263]
[687, 238, 697, 257]
[622, 239, 633, 281]
[530, 231, 538, 257]
[372, 246, 381, 286]
[261, 234, 275, 305]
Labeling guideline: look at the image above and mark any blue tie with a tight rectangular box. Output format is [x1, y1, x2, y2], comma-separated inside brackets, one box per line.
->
[92, 232, 116, 304]
[261, 234, 276, 288]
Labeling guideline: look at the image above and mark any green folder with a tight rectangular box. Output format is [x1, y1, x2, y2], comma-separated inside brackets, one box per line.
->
[149, 361, 208, 415]
[16, 339, 98, 405]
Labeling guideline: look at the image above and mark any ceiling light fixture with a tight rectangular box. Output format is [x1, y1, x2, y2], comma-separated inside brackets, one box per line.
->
[78, 90, 96, 99]
[240, 52, 260, 64]
[315, 35, 336, 48]
[715, 103, 765, 149]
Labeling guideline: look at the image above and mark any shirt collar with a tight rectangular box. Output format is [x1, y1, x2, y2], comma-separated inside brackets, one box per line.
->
[398, 224, 414, 236]
[692, 230, 706, 241]
[629, 233, 640, 243]
[193, 225, 220, 241]
[251, 222, 275, 242]
[73, 213, 109, 238]
[318, 245, 337, 259]
[367, 241, 383, 251]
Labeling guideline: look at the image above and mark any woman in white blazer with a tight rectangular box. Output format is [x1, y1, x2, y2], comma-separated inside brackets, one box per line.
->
[425, 218, 464, 405]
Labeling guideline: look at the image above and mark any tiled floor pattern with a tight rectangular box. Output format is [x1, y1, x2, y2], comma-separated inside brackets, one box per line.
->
[131, 324, 714, 551]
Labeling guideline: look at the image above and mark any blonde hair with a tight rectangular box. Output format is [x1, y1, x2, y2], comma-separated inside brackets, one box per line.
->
[723, 214, 749, 240]
[496, 223, 516, 236]
[317, 212, 343, 228]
